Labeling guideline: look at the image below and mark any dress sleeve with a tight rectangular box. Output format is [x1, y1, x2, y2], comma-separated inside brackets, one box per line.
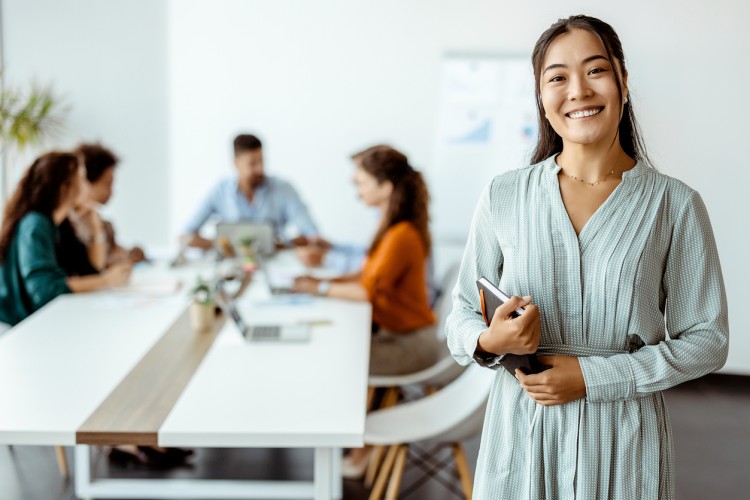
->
[445, 180, 506, 368]
[17, 216, 71, 311]
[578, 191, 729, 402]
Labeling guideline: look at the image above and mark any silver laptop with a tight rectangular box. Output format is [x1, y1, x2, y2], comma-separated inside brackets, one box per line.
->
[253, 252, 296, 295]
[215, 221, 276, 257]
[214, 280, 310, 342]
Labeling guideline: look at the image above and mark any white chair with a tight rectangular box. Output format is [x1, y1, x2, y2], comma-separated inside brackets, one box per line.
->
[363, 263, 464, 486]
[367, 262, 464, 393]
[364, 364, 493, 499]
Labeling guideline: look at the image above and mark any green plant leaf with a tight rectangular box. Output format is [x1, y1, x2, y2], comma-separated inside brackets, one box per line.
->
[0, 77, 67, 151]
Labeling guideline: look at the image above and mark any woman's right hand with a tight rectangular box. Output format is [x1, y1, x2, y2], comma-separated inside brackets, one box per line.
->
[76, 201, 105, 233]
[477, 295, 540, 356]
[291, 276, 321, 294]
[296, 245, 327, 267]
[103, 262, 132, 287]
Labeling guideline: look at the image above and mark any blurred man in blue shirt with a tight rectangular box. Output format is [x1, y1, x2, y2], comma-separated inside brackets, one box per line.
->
[182, 134, 322, 250]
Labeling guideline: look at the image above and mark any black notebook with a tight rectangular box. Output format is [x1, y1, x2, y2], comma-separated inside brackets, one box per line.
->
[476, 277, 549, 375]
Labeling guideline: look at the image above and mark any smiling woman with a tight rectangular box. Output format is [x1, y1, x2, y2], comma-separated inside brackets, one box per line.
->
[446, 14, 729, 500]
[531, 15, 648, 171]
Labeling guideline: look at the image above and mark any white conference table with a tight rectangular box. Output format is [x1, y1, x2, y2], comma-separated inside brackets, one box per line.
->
[0, 253, 371, 500]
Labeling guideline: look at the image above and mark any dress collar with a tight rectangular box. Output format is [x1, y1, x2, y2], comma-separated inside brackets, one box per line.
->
[543, 154, 646, 181]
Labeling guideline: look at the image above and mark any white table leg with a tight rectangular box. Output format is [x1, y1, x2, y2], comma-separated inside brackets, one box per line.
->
[331, 448, 342, 500]
[75, 445, 93, 500]
[314, 447, 333, 500]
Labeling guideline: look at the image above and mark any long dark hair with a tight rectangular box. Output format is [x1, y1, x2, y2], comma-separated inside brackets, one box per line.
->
[0, 152, 80, 263]
[353, 145, 432, 256]
[530, 15, 651, 166]
[73, 142, 119, 182]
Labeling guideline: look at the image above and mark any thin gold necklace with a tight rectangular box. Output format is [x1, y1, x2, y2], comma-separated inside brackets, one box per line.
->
[563, 169, 614, 187]
[560, 160, 619, 187]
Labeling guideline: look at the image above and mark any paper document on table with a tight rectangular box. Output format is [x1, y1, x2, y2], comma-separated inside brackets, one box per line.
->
[92, 296, 167, 310]
[250, 295, 315, 306]
[114, 275, 182, 295]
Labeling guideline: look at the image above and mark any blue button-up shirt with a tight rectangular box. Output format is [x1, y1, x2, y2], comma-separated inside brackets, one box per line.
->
[183, 175, 319, 240]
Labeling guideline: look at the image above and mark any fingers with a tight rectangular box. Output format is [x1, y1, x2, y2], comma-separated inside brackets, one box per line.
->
[309, 237, 332, 249]
[494, 295, 530, 321]
[516, 358, 586, 407]
[516, 369, 558, 405]
[292, 276, 318, 293]
[515, 369, 548, 389]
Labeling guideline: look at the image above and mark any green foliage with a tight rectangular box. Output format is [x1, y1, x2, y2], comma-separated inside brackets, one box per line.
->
[238, 235, 255, 248]
[190, 277, 214, 305]
[0, 79, 66, 150]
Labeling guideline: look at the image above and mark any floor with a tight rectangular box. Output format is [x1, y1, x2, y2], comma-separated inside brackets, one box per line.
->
[1, 373, 748, 500]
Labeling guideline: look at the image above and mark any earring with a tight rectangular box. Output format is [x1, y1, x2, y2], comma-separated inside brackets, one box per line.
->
[624, 96, 629, 104]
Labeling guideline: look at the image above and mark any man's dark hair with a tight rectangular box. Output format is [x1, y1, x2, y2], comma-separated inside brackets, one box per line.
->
[73, 143, 119, 183]
[233, 134, 263, 156]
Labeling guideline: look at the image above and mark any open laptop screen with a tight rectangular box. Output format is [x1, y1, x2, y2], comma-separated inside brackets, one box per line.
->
[215, 221, 275, 257]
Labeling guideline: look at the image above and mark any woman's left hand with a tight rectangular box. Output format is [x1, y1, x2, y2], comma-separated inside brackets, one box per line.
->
[515, 355, 587, 406]
[292, 276, 321, 294]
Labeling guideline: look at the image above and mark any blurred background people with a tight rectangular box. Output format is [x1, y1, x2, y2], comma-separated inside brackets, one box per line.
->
[73, 142, 147, 266]
[181, 134, 325, 250]
[0, 152, 131, 330]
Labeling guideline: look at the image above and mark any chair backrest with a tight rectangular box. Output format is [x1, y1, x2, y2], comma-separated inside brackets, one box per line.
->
[365, 364, 494, 446]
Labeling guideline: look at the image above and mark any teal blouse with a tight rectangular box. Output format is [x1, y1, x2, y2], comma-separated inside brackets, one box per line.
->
[446, 156, 729, 499]
[0, 212, 71, 326]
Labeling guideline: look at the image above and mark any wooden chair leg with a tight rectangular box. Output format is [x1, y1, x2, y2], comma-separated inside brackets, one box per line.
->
[366, 387, 377, 412]
[381, 387, 399, 408]
[368, 444, 399, 500]
[55, 445, 69, 478]
[364, 386, 400, 487]
[385, 445, 408, 499]
[364, 445, 386, 487]
[452, 442, 473, 499]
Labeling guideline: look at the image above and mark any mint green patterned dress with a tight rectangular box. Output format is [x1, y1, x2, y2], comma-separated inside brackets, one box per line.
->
[445, 155, 729, 499]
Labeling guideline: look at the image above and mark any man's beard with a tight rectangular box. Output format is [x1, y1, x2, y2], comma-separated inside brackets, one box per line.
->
[248, 175, 265, 189]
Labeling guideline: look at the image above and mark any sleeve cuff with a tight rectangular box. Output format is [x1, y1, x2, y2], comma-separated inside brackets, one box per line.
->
[464, 327, 505, 369]
[579, 353, 636, 403]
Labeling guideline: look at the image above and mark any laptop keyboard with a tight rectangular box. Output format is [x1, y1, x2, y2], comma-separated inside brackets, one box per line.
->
[249, 325, 282, 340]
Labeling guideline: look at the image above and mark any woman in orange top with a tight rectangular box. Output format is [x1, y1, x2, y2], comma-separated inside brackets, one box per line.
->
[293, 145, 439, 375]
[294, 144, 440, 478]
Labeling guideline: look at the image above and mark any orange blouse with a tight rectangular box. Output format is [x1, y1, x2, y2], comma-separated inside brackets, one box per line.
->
[360, 222, 436, 333]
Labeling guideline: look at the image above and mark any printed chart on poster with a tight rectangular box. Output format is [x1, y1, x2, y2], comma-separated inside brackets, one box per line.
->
[430, 54, 537, 241]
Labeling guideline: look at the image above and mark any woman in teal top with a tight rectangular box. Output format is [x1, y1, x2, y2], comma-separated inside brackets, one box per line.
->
[0, 152, 131, 327]
[446, 16, 728, 499]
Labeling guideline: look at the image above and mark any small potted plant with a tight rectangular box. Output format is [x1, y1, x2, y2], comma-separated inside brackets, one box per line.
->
[190, 278, 215, 332]
[237, 235, 258, 272]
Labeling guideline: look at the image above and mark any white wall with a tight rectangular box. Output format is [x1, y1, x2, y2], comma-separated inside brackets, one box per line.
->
[169, 0, 750, 374]
[3, 0, 169, 246]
